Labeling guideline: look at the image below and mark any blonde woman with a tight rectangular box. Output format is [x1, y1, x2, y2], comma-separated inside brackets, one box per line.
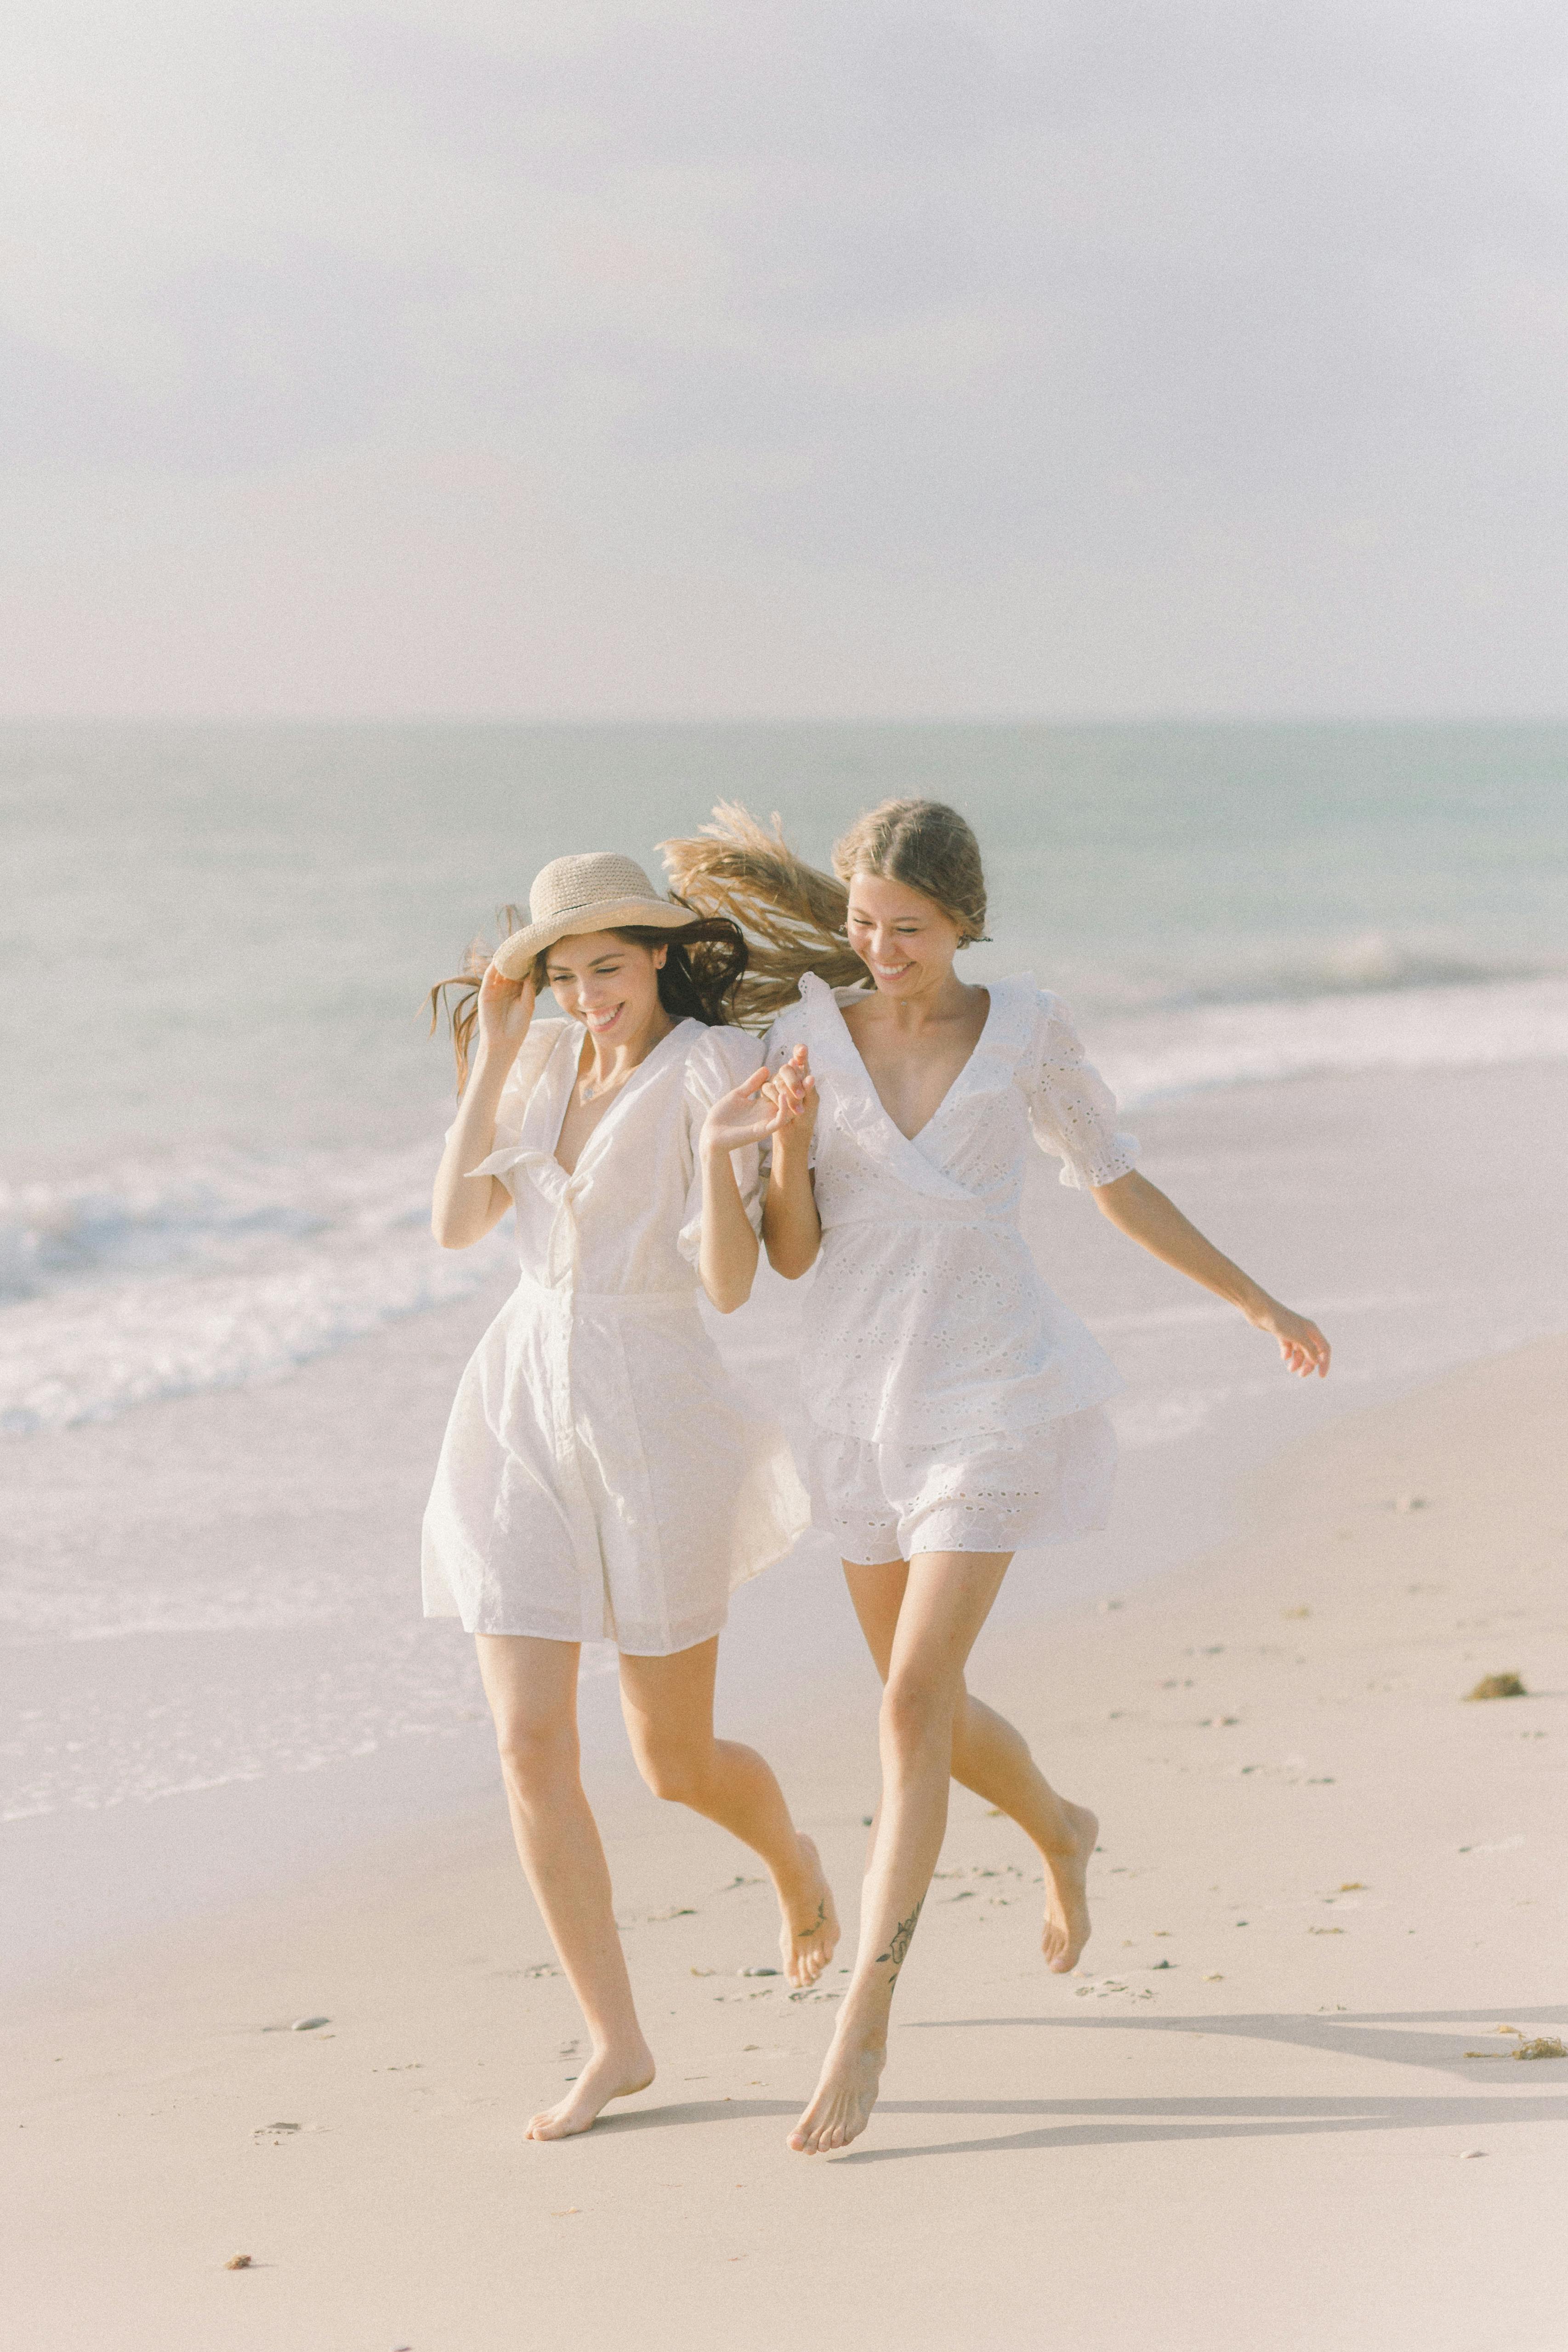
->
[424, 852, 838, 2141]
[666, 802, 1330, 2154]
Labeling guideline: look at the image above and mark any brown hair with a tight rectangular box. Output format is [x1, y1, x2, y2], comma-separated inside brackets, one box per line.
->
[831, 798, 988, 945]
[659, 797, 988, 1024]
[427, 909, 748, 1089]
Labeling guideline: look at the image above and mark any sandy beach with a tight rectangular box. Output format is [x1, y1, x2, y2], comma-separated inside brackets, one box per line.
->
[6, 1330, 1564, 2350]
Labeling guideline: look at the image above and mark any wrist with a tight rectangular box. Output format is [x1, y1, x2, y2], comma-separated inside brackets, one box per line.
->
[472, 1033, 522, 1077]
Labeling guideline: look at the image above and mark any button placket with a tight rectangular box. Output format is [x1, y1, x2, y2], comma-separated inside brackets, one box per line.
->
[538, 1193, 606, 1642]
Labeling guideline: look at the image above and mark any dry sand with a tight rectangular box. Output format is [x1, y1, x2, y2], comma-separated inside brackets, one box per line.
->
[5, 1337, 1566, 2352]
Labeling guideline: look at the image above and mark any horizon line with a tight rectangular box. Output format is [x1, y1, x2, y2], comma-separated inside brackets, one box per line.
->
[2, 710, 1566, 731]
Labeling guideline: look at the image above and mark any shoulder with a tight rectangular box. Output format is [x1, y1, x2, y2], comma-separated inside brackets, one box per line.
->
[1025, 985, 1087, 1058]
[762, 999, 809, 1067]
[503, 1015, 573, 1091]
[682, 1020, 763, 1097]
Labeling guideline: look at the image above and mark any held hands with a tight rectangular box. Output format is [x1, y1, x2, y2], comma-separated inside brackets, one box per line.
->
[1246, 1296, 1331, 1379]
[760, 1044, 818, 1150]
[702, 1048, 819, 1157]
[476, 963, 536, 1061]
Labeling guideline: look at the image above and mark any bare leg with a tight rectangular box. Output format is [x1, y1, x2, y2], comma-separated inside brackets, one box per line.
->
[790, 1551, 1012, 2155]
[846, 1560, 1097, 1973]
[620, 1639, 839, 1988]
[475, 1635, 654, 2139]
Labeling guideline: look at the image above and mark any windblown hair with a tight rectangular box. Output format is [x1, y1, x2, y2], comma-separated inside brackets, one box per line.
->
[660, 797, 989, 1026]
[427, 910, 748, 1089]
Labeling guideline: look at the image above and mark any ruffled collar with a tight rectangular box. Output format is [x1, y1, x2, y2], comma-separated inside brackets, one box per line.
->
[800, 972, 1038, 1202]
[473, 1017, 699, 1198]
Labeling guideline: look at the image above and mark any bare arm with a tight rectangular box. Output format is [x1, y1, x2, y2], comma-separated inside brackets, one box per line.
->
[698, 1133, 761, 1313]
[1091, 1169, 1330, 1378]
[697, 1063, 814, 1311]
[431, 968, 535, 1250]
[761, 1045, 821, 1280]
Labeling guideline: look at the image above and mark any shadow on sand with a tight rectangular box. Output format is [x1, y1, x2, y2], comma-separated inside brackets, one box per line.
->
[593, 2004, 1568, 2164]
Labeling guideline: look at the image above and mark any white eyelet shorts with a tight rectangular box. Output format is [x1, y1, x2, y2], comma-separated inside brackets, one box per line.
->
[804, 1405, 1117, 1565]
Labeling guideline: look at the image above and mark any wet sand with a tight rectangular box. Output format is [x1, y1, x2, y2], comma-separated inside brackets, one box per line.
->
[5, 1335, 1565, 2351]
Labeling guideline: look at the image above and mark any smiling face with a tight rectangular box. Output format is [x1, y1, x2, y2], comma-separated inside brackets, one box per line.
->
[845, 872, 965, 997]
[541, 931, 668, 1046]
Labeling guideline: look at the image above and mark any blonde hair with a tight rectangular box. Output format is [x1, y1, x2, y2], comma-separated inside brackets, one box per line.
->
[660, 797, 988, 1026]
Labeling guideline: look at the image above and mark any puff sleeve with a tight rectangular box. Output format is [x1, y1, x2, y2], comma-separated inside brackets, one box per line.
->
[1017, 994, 1138, 1190]
[676, 1024, 768, 1265]
[460, 1018, 569, 1193]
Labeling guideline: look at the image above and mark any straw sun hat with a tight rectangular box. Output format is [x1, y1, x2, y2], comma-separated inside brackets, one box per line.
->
[492, 852, 694, 979]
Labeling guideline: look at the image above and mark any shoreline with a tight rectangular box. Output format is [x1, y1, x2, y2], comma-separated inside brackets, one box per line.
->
[6, 1334, 1566, 2349]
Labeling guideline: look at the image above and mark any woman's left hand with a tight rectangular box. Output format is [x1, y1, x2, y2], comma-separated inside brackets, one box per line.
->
[702, 1066, 793, 1155]
[1247, 1297, 1332, 1379]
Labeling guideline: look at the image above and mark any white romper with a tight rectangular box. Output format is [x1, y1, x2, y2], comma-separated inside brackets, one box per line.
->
[422, 1017, 809, 1654]
[763, 973, 1138, 1564]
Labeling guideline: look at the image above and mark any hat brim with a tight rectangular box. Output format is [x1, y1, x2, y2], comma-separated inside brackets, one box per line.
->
[493, 897, 693, 979]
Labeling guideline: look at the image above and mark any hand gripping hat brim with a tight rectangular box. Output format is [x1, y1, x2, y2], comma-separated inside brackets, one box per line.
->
[492, 852, 693, 978]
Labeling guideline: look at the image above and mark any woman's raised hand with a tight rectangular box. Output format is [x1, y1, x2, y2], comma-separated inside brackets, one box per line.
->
[702, 1065, 792, 1155]
[476, 963, 536, 1059]
[1247, 1297, 1332, 1379]
[762, 1044, 818, 1147]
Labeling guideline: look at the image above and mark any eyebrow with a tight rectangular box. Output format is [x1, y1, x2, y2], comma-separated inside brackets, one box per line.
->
[547, 953, 625, 974]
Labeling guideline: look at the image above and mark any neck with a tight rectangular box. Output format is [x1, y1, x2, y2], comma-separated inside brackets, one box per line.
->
[583, 1006, 674, 1091]
[875, 967, 973, 1029]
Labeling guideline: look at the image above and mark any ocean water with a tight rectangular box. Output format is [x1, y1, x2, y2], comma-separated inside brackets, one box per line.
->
[4, 719, 1565, 1441]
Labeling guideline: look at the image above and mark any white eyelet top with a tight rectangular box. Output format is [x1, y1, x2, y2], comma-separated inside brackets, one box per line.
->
[762, 973, 1138, 1451]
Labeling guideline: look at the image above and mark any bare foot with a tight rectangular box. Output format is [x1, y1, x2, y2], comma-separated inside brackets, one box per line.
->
[1040, 1801, 1097, 1973]
[524, 2039, 655, 2141]
[778, 1834, 841, 1989]
[788, 2028, 886, 2154]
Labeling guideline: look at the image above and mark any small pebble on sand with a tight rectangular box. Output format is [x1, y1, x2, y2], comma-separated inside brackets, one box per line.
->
[291, 2016, 330, 2033]
[224, 2254, 252, 2270]
[1466, 1673, 1526, 1701]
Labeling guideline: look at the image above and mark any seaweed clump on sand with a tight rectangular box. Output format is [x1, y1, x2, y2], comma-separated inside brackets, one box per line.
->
[1465, 1672, 1527, 1700]
[1513, 2037, 1567, 2061]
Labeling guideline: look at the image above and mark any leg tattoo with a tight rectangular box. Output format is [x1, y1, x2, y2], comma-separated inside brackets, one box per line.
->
[875, 1898, 924, 1986]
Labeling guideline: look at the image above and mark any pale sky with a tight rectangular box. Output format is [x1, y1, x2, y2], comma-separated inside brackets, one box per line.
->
[4, 2, 1566, 718]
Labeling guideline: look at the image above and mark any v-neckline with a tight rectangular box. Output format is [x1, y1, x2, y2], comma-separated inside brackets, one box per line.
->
[834, 985, 995, 1147]
[550, 1017, 692, 1176]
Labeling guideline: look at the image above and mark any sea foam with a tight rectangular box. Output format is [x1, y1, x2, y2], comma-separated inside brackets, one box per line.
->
[0, 1142, 508, 1438]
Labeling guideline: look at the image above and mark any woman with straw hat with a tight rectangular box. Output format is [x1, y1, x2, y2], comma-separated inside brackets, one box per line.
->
[424, 851, 837, 2139]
